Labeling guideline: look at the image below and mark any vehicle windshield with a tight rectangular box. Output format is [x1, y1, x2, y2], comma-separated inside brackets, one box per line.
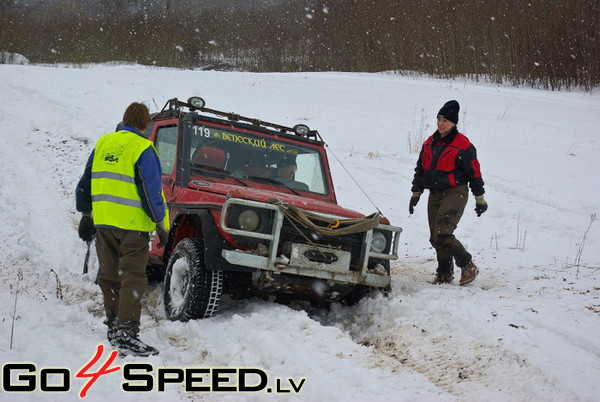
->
[189, 122, 328, 194]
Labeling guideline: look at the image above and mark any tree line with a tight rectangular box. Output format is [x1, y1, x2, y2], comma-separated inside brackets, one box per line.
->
[1, 0, 598, 90]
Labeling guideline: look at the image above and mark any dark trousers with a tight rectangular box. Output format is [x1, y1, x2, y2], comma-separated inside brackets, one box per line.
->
[95, 227, 150, 325]
[427, 185, 472, 274]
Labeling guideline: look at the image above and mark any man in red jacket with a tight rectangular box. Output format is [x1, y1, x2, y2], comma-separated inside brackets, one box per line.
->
[409, 100, 488, 285]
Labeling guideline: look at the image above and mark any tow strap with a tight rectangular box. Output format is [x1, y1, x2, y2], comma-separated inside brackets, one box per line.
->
[271, 200, 381, 237]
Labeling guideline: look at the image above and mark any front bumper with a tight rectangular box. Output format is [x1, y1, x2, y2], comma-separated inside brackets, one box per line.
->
[219, 198, 402, 288]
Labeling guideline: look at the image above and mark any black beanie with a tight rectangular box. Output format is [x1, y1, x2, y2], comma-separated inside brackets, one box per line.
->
[437, 100, 459, 124]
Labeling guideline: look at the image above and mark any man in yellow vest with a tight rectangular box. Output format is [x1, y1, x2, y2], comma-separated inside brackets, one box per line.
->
[76, 102, 169, 357]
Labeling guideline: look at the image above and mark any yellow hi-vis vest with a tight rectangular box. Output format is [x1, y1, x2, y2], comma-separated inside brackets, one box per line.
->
[91, 130, 169, 232]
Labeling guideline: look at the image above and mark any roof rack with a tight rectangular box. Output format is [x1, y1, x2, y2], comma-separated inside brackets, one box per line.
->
[157, 97, 322, 142]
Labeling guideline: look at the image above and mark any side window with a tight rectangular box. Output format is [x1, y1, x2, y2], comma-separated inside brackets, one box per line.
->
[155, 126, 177, 175]
[296, 153, 326, 194]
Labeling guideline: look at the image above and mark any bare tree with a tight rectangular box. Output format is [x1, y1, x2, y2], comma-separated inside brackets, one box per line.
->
[1, 0, 598, 89]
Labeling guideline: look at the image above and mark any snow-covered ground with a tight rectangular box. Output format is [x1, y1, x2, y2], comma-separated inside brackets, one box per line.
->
[0, 64, 599, 401]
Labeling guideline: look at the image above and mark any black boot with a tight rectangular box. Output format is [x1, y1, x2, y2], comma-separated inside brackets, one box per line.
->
[113, 321, 159, 357]
[103, 314, 118, 347]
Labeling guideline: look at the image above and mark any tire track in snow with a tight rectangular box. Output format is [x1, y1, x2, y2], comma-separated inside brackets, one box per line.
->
[359, 318, 549, 397]
[316, 260, 571, 399]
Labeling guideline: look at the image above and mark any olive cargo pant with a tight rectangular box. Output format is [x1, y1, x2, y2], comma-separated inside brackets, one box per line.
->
[427, 185, 472, 275]
[95, 227, 150, 325]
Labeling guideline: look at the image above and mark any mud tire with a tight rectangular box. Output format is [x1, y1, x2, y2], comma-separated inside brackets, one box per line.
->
[164, 238, 223, 321]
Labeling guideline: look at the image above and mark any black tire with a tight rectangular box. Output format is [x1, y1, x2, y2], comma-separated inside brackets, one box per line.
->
[164, 238, 223, 321]
[340, 285, 373, 306]
[341, 261, 390, 305]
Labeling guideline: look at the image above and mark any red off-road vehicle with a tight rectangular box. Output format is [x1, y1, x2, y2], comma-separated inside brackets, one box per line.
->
[142, 97, 402, 321]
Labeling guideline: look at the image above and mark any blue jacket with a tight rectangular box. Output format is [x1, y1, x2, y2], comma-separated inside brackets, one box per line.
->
[76, 125, 166, 225]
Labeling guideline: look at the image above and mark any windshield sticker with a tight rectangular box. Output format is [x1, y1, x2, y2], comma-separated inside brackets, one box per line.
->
[194, 125, 298, 155]
[222, 132, 267, 148]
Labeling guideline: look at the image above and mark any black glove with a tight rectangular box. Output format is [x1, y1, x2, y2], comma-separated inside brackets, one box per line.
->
[156, 223, 169, 249]
[78, 214, 95, 242]
[409, 192, 421, 214]
[475, 195, 488, 217]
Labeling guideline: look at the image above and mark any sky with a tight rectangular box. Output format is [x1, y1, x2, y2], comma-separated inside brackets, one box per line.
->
[0, 63, 599, 400]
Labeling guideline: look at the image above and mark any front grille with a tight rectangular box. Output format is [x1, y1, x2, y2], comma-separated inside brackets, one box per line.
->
[279, 219, 366, 270]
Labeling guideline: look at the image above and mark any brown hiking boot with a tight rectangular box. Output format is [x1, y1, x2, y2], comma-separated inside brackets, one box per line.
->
[432, 273, 454, 284]
[460, 261, 479, 285]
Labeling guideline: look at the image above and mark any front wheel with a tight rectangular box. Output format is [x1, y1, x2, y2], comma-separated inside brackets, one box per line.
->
[163, 238, 223, 321]
[340, 285, 373, 306]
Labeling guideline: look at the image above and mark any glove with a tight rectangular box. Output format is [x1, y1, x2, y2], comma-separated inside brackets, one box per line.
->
[78, 214, 95, 242]
[409, 192, 422, 214]
[156, 222, 169, 249]
[475, 195, 488, 217]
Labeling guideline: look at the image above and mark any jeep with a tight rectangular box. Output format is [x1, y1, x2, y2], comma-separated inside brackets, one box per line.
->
[141, 97, 402, 321]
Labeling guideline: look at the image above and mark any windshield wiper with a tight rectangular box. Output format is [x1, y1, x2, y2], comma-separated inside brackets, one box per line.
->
[190, 164, 247, 187]
[244, 175, 301, 196]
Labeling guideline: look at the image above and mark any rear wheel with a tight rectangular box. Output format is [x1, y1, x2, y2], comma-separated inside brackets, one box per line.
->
[163, 238, 223, 321]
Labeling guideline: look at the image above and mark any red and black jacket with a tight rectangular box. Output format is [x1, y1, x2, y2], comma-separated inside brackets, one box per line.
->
[411, 127, 484, 196]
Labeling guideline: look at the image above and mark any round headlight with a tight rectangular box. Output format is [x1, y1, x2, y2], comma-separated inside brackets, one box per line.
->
[238, 209, 260, 231]
[370, 231, 387, 253]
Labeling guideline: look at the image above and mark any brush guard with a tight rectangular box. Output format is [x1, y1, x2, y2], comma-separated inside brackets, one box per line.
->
[220, 198, 402, 288]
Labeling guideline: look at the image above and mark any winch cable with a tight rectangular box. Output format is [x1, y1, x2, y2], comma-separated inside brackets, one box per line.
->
[325, 144, 384, 217]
